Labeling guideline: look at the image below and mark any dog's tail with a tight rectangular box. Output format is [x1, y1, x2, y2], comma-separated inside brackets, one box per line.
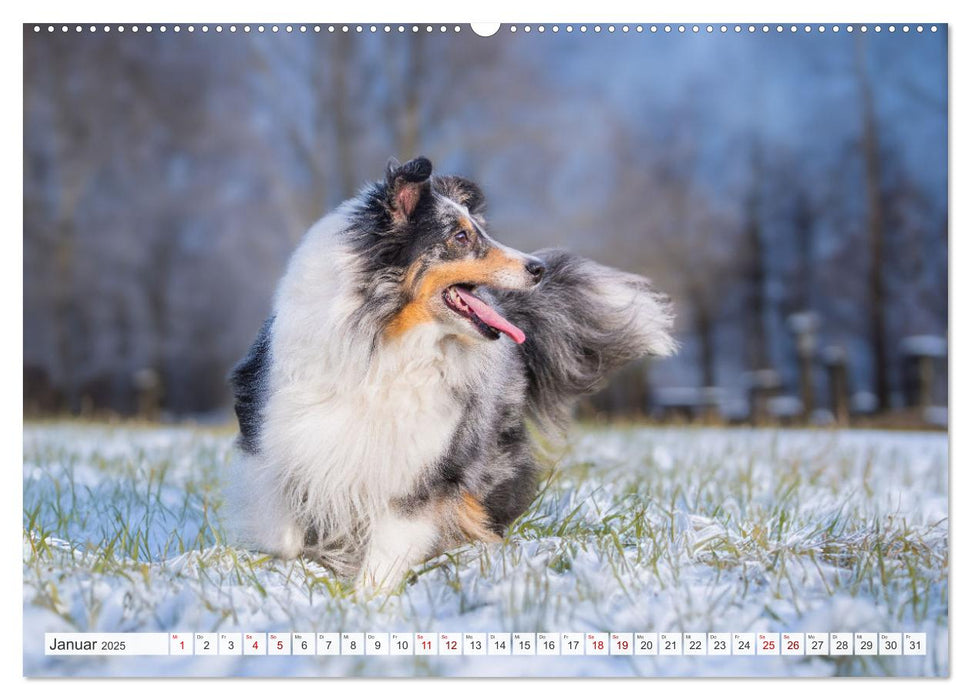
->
[497, 249, 677, 429]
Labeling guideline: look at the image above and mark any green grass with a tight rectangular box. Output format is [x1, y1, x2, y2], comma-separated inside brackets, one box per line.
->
[23, 422, 948, 676]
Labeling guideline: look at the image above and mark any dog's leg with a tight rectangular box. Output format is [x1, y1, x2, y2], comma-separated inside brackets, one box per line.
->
[356, 493, 501, 593]
[357, 509, 441, 592]
[454, 492, 502, 544]
[252, 490, 305, 560]
[226, 453, 304, 560]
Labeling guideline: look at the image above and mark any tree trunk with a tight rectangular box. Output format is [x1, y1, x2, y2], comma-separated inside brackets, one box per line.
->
[793, 187, 815, 312]
[51, 218, 79, 413]
[856, 36, 890, 412]
[692, 290, 716, 388]
[743, 141, 770, 371]
[400, 33, 424, 159]
[332, 32, 356, 201]
[142, 232, 175, 416]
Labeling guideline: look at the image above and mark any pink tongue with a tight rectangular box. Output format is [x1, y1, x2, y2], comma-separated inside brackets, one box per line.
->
[454, 287, 526, 344]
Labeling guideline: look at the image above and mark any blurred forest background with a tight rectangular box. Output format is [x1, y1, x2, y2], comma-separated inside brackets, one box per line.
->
[23, 25, 948, 427]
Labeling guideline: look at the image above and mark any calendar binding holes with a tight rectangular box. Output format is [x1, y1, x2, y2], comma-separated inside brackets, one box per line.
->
[25, 24, 941, 35]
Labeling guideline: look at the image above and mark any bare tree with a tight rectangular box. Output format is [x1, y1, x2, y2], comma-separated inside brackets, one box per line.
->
[740, 138, 772, 373]
[855, 35, 891, 412]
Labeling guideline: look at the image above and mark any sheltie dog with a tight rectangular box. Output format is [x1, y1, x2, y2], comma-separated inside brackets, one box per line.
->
[228, 156, 675, 590]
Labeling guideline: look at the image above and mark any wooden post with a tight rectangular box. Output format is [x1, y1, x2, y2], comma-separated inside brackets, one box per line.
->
[788, 312, 819, 422]
[701, 386, 722, 424]
[748, 369, 781, 425]
[822, 346, 849, 426]
[917, 355, 933, 411]
[133, 368, 162, 422]
[899, 335, 946, 414]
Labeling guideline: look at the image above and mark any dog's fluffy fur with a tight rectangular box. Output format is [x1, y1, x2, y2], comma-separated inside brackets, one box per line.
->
[228, 157, 675, 589]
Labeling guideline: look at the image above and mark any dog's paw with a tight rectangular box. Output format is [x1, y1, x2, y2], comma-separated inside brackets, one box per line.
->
[354, 564, 409, 598]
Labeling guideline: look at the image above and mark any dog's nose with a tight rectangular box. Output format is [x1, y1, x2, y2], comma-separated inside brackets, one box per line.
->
[525, 258, 546, 284]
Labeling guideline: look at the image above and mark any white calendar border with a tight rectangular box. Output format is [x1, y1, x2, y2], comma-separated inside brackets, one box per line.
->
[8, 0, 959, 697]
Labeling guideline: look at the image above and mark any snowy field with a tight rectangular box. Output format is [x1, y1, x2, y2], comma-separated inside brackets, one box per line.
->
[23, 422, 948, 677]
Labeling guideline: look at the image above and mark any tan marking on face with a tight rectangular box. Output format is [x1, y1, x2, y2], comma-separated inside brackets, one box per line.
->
[385, 300, 435, 339]
[385, 247, 526, 340]
[457, 216, 475, 234]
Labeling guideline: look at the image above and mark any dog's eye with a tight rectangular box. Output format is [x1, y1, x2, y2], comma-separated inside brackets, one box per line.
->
[453, 230, 470, 246]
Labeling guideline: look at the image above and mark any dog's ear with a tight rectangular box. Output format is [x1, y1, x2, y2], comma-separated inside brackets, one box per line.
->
[436, 176, 485, 215]
[386, 156, 432, 224]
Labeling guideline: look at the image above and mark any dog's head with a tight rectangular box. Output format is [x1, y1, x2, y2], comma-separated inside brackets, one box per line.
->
[352, 156, 544, 344]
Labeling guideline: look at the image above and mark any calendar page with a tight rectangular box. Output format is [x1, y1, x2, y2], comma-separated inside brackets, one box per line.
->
[22, 17, 948, 678]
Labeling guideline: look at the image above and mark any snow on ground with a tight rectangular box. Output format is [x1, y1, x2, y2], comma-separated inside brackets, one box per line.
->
[23, 422, 948, 677]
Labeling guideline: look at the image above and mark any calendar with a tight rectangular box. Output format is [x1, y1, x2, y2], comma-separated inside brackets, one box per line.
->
[44, 632, 927, 657]
[22, 10, 950, 680]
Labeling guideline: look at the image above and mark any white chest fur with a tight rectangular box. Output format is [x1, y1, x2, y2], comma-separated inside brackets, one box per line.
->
[262, 326, 466, 537]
